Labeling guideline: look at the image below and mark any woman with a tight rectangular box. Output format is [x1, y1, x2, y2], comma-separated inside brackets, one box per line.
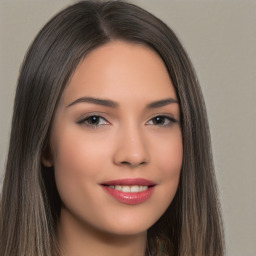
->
[0, 1, 224, 255]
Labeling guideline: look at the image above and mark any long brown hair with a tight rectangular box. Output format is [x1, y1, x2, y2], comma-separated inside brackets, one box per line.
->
[0, 1, 224, 255]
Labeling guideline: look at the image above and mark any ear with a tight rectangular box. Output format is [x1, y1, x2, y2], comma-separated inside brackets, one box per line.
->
[41, 145, 54, 167]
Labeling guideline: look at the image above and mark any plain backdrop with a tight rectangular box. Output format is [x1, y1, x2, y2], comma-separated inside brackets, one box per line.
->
[0, 1, 255, 255]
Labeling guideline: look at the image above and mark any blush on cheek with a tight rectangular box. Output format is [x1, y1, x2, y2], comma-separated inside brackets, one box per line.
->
[157, 145, 183, 179]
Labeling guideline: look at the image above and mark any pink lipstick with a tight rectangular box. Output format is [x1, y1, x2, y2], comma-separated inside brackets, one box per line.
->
[101, 178, 156, 205]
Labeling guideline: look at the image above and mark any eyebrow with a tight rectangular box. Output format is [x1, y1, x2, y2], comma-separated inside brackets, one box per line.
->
[146, 98, 179, 108]
[67, 97, 178, 108]
[67, 97, 119, 108]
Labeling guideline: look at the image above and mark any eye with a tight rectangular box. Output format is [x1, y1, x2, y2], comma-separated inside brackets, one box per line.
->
[146, 115, 177, 126]
[77, 115, 109, 127]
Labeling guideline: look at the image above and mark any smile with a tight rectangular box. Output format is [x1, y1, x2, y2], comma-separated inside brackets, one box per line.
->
[107, 185, 148, 193]
[101, 178, 156, 205]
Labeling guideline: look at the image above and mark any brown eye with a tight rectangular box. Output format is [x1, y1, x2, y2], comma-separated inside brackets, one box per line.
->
[86, 116, 101, 125]
[78, 115, 109, 127]
[146, 115, 176, 126]
[152, 116, 166, 125]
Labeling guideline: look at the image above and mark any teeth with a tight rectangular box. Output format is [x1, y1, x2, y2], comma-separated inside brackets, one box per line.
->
[115, 185, 122, 191]
[122, 186, 130, 192]
[108, 185, 149, 192]
[130, 185, 139, 192]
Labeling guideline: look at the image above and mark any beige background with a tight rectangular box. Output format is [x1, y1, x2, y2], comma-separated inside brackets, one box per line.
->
[0, 0, 255, 255]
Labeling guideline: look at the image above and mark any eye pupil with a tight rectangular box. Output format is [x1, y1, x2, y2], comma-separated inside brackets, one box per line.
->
[154, 116, 164, 125]
[88, 116, 99, 124]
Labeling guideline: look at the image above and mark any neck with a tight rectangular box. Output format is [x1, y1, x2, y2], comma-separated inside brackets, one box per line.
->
[57, 208, 147, 256]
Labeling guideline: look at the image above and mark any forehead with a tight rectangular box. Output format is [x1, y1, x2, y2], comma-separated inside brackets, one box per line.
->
[62, 40, 177, 105]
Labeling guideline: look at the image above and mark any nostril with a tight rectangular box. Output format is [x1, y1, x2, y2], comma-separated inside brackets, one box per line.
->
[121, 161, 130, 165]
[120, 160, 147, 167]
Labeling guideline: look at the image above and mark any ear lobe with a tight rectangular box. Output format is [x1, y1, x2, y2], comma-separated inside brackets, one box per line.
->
[41, 145, 54, 167]
[41, 156, 53, 167]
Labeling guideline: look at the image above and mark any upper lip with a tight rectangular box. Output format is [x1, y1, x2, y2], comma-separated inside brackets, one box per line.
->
[101, 178, 156, 186]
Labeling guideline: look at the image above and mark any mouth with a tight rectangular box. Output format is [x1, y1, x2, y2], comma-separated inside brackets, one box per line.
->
[103, 185, 151, 193]
[100, 178, 156, 205]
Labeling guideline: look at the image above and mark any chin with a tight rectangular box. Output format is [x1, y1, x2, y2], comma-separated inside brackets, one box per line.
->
[96, 212, 161, 237]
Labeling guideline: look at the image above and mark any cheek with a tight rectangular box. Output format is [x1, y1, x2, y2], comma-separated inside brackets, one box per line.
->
[153, 131, 182, 201]
[51, 126, 117, 206]
[51, 129, 101, 195]
[51, 129, 112, 218]
[52, 127, 108, 176]
[156, 131, 183, 177]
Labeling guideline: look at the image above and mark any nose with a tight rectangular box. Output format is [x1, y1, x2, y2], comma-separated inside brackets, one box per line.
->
[113, 124, 150, 168]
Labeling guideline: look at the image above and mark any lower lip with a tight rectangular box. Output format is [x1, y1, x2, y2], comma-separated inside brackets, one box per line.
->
[101, 186, 155, 205]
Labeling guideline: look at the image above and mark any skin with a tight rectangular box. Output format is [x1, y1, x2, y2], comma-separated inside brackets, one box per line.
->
[44, 41, 183, 256]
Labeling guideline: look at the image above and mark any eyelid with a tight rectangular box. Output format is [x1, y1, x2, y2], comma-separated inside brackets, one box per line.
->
[146, 114, 178, 126]
[77, 113, 111, 127]
[76, 112, 178, 128]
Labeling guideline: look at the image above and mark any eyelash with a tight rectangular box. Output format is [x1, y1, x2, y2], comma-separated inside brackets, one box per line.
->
[146, 115, 177, 127]
[77, 114, 177, 128]
[77, 115, 109, 128]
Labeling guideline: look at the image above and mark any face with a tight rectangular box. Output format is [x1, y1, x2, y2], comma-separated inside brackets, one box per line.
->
[47, 41, 182, 237]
